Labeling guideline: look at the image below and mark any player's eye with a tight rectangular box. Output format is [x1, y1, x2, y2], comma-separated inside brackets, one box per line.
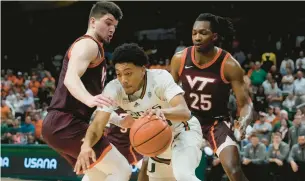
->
[125, 72, 132, 76]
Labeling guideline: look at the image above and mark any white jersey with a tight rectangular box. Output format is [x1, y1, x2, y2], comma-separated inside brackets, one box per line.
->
[98, 69, 203, 179]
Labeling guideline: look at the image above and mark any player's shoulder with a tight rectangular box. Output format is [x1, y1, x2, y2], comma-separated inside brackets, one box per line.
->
[104, 79, 124, 95]
[172, 47, 188, 61]
[147, 69, 172, 82]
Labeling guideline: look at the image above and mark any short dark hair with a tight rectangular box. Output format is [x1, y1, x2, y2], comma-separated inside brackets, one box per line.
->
[249, 132, 258, 138]
[112, 43, 149, 67]
[89, 1, 123, 20]
[196, 13, 235, 38]
[273, 132, 282, 138]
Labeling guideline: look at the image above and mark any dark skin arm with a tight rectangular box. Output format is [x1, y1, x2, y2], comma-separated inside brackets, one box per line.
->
[137, 157, 149, 181]
[170, 50, 184, 83]
[224, 57, 253, 140]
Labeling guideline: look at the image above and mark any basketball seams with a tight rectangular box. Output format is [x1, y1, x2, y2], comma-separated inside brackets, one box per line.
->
[132, 119, 169, 147]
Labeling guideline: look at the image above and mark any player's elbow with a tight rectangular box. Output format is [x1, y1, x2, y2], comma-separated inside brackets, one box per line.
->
[179, 106, 192, 122]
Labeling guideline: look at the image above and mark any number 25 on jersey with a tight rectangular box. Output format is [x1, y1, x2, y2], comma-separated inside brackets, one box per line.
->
[186, 76, 215, 111]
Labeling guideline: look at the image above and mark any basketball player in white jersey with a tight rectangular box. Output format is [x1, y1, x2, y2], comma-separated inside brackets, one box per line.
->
[75, 43, 204, 181]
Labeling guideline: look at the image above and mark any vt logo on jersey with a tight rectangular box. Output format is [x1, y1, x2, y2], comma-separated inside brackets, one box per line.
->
[185, 76, 216, 111]
[186, 75, 215, 91]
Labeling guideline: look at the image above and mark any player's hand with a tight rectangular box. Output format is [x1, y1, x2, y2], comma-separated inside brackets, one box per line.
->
[121, 115, 135, 128]
[86, 94, 116, 108]
[74, 144, 96, 174]
[141, 108, 166, 121]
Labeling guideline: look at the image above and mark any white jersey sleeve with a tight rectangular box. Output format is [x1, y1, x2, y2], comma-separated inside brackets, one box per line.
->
[96, 80, 122, 113]
[153, 70, 184, 103]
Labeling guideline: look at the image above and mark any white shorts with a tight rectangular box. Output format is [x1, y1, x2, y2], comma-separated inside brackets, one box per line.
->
[147, 116, 203, 179]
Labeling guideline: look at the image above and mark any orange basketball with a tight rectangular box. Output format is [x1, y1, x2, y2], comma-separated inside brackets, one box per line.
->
[129, 115, 172, 157]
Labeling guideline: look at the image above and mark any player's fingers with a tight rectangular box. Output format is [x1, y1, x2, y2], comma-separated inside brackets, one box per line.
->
[80, 157, 87, 173]
[74, 160, 81, 173]
[84, 153, 91, 169]
[91, 151, 97, 163]
[95, 98, 112, 107]
[99, 95, 117, 106]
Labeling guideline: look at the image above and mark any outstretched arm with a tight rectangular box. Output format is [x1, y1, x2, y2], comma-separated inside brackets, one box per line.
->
[224, 56, 253, 141]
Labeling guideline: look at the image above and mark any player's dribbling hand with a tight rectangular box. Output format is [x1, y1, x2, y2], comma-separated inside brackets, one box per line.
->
[86, 94, 116, 108]
[141, 108, 166, 121]
[74, 144, 96, 174]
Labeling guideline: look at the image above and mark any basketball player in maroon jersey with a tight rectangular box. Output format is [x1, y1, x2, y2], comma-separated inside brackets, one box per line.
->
[42, 2, 132, 180]
[170, 13, 252, 181]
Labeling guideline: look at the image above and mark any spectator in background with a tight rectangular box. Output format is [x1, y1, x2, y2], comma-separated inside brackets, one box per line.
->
[271, 106, 282, 126]
[40, 71, 56, 104]
[246, 61, 255, 77]
[32, 113, 43, 143]
[266, 106, 276, 123]
[14, 72, 24, 88]
[280, 53, 295, 76]
[267, 132, 290, 181]
[175, 40, 186, 53]
[262, 51, 277, 67]
[253, 112, 273, 141]
[13, 94, 25, 121]
[273, 115, 293, 144]
[242, 133, 267, 181]
[288, 114, 305, 147]
[19, 116, 35, 135]
[262, 73, 275, 94]
[293, 71, 305, 106]
[295, 50, 305, 72]
[28, 75, 40, 97]
[266, 79, 283, 107]
[1, 100, 12, 120]
[250, 61, 267, 87]
[253, 85, 268, 112]
[281, 67, 294, 94]
[22, 91, 34, 113]
[287, 133, 305, 181]
[282, 93, 297, 110]
[233, 48, 246, 65]
[270, 65, 282, 87]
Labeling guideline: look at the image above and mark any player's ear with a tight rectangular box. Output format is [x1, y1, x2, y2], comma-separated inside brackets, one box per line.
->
[142, 66, 146, 75]
[212, 33, 218, 41]
[89, 17, 96, 28]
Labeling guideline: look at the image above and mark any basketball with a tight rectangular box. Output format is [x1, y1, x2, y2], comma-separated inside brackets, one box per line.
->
[129, 115, 172, 157]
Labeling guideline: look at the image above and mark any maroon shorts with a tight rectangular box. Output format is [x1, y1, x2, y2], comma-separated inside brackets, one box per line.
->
[105, 127, 143, 165]
[42, 110, 111, 167]
[201, 117, 237, 155]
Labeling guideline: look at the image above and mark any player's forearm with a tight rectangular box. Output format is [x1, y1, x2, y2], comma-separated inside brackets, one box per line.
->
[161, 105, 191, 122]
[82, 112, 111, 148]
[238, 102, 253, 127]
[64, 74, 92, 106]
[82, 122, 105, 148]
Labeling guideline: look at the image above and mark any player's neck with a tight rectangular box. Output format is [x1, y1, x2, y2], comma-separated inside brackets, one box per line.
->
[195, 46, 218, 65]
[85, 29, 100, 43]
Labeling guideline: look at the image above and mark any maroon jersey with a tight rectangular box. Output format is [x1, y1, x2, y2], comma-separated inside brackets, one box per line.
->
[105, 107, 142, 165]
[48, 35, 107, 121]
[179, 46, 231, 125]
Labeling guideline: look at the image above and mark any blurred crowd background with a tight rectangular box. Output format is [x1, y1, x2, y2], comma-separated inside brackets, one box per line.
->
[1, 1, 305, 181]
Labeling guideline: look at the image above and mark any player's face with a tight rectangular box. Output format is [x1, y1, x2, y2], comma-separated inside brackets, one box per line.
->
[115, 63, 146, 95]
[91, 14, 118, 44]
[192, 21, 216, 53]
